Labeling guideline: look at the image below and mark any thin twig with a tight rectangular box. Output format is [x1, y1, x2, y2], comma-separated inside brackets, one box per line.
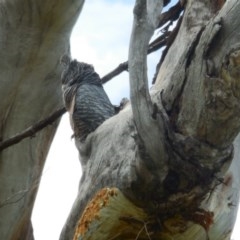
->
[0, 107, 66, 151]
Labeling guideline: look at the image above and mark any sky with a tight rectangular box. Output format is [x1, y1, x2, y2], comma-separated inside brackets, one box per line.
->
[32, 1, 240, 239]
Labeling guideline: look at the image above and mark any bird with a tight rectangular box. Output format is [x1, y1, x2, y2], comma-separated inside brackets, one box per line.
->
[60, 55, 116, 141]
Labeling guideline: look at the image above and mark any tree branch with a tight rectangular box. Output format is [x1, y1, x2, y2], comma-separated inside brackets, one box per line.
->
[0, 107, 66, 152]
[129, 0, 167, 167]
[101, 62, 128, 84]
[157, 1, 183, 29]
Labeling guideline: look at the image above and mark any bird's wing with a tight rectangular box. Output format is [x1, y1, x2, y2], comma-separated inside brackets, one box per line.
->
[72, 84, 115, 140]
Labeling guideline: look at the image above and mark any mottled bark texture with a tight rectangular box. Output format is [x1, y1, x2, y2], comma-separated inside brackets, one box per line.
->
[61, 0, 240, 240]
[0, 0, 84, 239]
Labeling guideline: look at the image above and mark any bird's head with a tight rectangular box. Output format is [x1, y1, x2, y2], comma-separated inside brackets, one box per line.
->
[60, 55, 100, 87]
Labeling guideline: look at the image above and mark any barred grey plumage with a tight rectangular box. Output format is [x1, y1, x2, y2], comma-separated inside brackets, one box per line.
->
[61, 55, 115, 141]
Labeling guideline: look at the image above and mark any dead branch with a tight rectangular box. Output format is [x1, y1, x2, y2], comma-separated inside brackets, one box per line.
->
[157, 1, 183, 29]
[148, 31, 171, 54]
[101, 62, 128, 84]
[0, 107, 66, 152]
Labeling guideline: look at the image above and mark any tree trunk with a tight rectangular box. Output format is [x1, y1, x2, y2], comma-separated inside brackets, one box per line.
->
[60, 0, 240, 240]
[0, 1, 84, 239]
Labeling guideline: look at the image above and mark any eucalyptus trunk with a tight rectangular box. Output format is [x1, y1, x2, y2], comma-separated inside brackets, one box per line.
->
[0, 0, 84, 239]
